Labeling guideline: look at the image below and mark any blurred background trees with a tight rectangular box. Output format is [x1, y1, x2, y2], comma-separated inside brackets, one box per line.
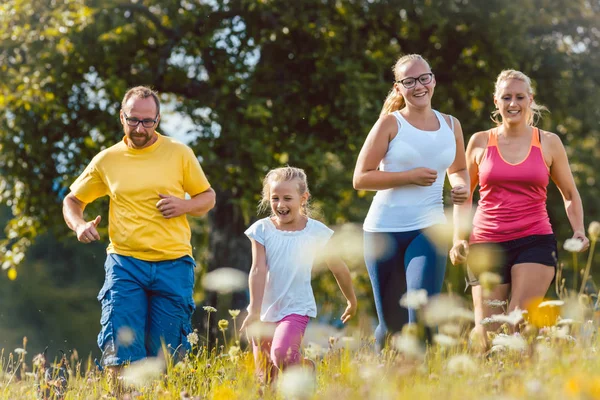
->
[1, 0, 598, 359]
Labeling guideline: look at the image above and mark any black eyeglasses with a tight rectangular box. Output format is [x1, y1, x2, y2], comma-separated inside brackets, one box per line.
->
[123, 112, 159, 128]
[396, 73, 434, 89]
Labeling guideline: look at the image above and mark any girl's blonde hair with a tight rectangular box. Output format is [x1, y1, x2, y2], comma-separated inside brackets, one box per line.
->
[491, 69, 549, 126]
[380, 54, 432, 117]
[259, 166, 312, 217]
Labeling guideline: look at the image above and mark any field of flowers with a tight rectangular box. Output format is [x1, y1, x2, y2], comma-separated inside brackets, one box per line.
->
[1, 222, 598, 400]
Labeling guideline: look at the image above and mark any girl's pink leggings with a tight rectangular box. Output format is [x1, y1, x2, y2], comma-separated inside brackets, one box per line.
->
[252, 314, 310, 382]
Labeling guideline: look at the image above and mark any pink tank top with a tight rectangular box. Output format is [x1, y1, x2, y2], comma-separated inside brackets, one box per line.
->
[470, 127, 553, 243]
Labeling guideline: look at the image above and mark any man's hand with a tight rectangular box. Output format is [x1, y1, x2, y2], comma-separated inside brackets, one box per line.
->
[156, 194, 188, 219]
[76, 216, 101, 244]
[449, 239, 469, 265]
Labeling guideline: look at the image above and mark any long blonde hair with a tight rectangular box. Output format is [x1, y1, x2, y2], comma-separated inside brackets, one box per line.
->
[380, 54, 432, 117]
[259, 166, 312, 217]
[491, 70, 549, 126]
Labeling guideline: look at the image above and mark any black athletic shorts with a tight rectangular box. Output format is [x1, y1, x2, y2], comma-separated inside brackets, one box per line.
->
[466, 234, 558, 286]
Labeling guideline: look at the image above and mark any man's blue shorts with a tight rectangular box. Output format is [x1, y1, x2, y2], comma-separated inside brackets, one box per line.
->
[97, 254, 196, 366]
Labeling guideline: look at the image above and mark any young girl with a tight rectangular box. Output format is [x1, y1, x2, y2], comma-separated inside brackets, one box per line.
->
[239, 166, 357, 382]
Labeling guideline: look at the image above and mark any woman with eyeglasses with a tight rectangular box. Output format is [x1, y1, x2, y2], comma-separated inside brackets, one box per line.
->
[353, 54, 469, 349]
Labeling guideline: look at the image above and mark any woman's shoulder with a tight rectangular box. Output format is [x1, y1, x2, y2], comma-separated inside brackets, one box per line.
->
[468, 129, 492, 148]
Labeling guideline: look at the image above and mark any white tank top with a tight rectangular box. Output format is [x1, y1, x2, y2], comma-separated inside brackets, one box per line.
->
[363, 110, 456, 232]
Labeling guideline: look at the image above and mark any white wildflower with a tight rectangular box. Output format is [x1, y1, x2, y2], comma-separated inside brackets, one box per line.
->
[187, 331, 199, 346]
[492, 334, 527, 351]
[434, 334, 459, 347]
[446, 354, 477, 374]
[122, 357, 165, 388]
[202, 268, 248, 294]
[278, 365, 315, 400]
[556, 318, 576, 326]
[538, 300, 564, 308]
[489, 308, 524, 326]
[228, 309, 240, 318]
[535, 342, 556, 361]
[13, 348, 27, 355]
[203, 306, 217, 313]
[422, 294, 473, 326]
[563, 238, 584, 252]
[399, 289, 429, 309]
[485, 299, 507, 308]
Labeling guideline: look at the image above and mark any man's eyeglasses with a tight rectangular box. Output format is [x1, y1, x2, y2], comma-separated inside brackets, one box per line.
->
[123, 112, 158, 128]
[396, 73, 434, 89]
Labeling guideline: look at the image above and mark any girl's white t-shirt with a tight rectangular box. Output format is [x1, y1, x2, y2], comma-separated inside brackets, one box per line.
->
[244, 217, 334, 322]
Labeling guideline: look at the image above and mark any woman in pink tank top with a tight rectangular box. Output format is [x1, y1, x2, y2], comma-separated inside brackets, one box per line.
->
[450, 70, 589, 349]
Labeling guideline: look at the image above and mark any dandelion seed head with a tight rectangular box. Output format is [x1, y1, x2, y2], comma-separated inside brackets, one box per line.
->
[278, 365, 315, 399]
[422, 294, 473, 326]
[446, 354, 477, 374]
[122, 357, 165, 388]
[202, 268, 248, 294]
[563, 238, 584, 252]
[246, 321, 276, 339]
[434, 334, 459, 347]
[392, 333, 425, 360]
[588, 221, 600, 240]
[316, 223, 365, 268]
[117, 327, 135, 347]
[399, 289, 429, 309]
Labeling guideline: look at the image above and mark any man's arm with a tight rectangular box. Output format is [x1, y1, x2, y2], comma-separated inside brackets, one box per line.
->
[63, 193, 101, 243]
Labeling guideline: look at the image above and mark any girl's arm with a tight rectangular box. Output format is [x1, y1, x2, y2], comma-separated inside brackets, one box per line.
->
[240, 239, 268, 331]
[546, 131, 590, 251]
[353, 114, 438, 190]
[325, 254, 357, 323]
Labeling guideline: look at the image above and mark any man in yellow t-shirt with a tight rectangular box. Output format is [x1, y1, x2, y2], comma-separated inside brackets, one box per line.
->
[62, 86, 215, 371]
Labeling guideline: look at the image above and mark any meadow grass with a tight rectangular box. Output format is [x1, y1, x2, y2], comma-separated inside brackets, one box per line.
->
[1, 222, 598, 399]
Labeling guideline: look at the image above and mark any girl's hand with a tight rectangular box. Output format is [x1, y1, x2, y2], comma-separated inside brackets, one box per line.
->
[341, 300, 357, 323]
[572, 231, 590, 252]
[450, 185, 468, 205]
[240, 311, 260, 332]
[449, 240, 469, 265]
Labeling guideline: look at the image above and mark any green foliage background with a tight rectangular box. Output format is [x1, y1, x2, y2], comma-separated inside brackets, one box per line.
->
[0, 0, 598, 360]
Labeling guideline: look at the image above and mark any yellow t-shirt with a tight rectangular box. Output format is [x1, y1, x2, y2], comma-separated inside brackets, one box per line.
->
[69, 133, 211, 261]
